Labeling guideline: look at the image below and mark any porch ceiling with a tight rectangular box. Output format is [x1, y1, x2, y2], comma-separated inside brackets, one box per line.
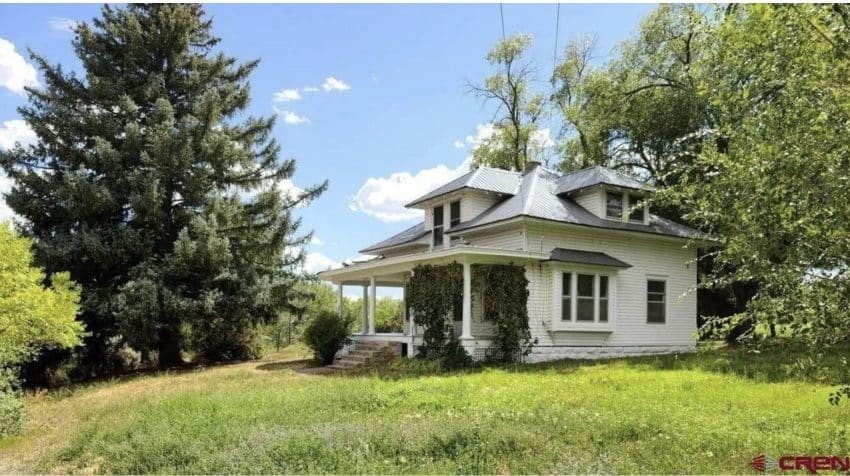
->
[317, 245, 549, 284]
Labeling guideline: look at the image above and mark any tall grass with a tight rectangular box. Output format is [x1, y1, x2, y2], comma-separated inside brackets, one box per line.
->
[1, 343, 849, 474]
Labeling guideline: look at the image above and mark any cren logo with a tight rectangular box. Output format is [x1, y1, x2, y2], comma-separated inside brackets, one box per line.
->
[751, 454, 778, 473]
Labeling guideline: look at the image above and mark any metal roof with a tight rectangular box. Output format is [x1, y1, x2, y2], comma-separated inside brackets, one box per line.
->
[554, 166, 654, 195]
[405, 167, 521, 207]
[359, 221, 429, 254]
[546, 248, 632, 268]
[447, 164, 704, 240]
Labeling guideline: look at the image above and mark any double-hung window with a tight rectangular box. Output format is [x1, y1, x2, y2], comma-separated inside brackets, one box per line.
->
[576, 274, 595, 321]
[599, 276, 609, 322]
[561, 273, 571, 321]
[629, 194, 645, 222]
[647, 279, 666, 323]
[606, 192, 623, 219]
[450, 201, 460, 227]
[432, 205, 444, 248]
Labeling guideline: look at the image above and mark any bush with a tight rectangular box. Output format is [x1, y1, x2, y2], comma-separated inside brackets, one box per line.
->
[302, 312, 353, 365]
[434, 338, 474, 371]
[0, 370, 23, 438]
[190, 321, 264, 362]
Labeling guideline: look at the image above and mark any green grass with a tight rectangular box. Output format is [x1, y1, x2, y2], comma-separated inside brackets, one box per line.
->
[2, 343, 850, 474]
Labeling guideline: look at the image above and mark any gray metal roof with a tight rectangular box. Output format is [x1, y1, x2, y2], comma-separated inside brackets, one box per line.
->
[360, 221, 429, 254]
[447, 164, 704, 240]
[547, 248, 632, 268]
[555, 166, 654, 195]
[405, 167, 521, 207]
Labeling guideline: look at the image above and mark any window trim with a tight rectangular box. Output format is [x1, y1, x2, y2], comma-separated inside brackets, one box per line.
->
[552, 267, 615, 331]
[646, 277, 667, 324]
[605, 191, 623, 220]
[628, 193, 645, 223]
[432, 205, 444, 249]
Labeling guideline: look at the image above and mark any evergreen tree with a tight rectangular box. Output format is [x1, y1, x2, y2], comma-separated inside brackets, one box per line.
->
[0, 4, 326, 374]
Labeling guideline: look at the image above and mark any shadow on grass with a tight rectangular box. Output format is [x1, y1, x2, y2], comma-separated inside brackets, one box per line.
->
[255, 359, 318, 372]
[328, 341, 850, 386]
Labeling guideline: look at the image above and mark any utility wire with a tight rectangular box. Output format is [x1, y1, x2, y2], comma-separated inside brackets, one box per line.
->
[552, 3, 561, 72]
[499, 4, 506, 40]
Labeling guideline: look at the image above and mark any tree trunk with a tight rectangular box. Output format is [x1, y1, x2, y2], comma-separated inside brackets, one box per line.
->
[725, 317, 754, 344]
[157, 325, 183, 368]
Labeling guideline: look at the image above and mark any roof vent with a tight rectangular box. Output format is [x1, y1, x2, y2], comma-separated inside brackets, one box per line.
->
[523, 160, 541, 174]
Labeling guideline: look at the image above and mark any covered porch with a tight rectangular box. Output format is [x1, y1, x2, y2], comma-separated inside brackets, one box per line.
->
[318, 246, 549, 357]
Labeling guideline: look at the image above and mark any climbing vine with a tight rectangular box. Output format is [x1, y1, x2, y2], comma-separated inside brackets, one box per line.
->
[473, 263, 532, 361]
[405, 263, 462, 356]
[406, 262, 532, 362]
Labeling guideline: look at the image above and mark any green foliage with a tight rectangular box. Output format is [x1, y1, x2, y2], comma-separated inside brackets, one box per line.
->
[473, 264, 533, 361]
[469, 34, 548, 171]
[0, 369, 24, 439]
[374, 297, 404, 333]
[405, 263, 462, 356]
[302, 311, 352, 365]
[5, 344, 850, 473]
[0, 5, 325, 375]
[0, 224, 83, 368]
[432, 338, 474, 371]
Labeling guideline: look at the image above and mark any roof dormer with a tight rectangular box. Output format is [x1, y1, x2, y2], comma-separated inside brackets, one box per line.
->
[555, 166, 653, 224]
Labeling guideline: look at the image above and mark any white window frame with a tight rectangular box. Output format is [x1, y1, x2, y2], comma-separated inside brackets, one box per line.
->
[646, 276, 668, 324]
[551, 265, 616, 332]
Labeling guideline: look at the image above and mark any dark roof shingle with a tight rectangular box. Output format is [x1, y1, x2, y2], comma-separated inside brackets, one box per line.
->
[547, 248, 632, 268]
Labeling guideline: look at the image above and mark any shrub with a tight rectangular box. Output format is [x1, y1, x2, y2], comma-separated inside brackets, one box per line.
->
[435, 338, 474, 371]
[0, 369, 23, 438]
[303, 312, 353, 365]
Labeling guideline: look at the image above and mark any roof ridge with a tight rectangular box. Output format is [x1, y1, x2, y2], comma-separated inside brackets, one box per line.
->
[521, 167, 540, 215]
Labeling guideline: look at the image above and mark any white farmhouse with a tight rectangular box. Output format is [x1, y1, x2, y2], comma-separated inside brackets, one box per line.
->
[319, 161, 706, 363]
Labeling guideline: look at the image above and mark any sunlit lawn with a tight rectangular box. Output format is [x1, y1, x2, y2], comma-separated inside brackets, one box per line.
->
[1, 343, 848, 474]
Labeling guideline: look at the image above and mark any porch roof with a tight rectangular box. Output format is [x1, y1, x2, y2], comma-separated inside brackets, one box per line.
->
[317, 245, 549, 284]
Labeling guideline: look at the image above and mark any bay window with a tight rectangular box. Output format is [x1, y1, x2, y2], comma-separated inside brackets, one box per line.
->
[559, 271, 612, 325]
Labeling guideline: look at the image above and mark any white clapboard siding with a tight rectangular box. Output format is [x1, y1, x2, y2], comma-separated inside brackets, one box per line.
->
[571, 188, 605, 217]
[524, 222, 697, 348]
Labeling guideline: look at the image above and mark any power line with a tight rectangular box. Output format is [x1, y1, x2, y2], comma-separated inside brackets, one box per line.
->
[553, 3, 561, 70]
[499, 3, 506, 40]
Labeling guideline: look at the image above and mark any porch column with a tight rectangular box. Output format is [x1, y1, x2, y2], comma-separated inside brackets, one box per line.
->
[461, 261, 473, 339]
[368, 276, 376, 335]
[361, 285, 369, 334]
[336, 283, 344, 318]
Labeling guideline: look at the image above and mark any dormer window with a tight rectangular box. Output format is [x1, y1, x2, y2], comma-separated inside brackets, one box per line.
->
[432, 205, 444, 248]
[629, 194, 645, 222]
[450, 201, 461, 227]
[606, 192, 623, 219]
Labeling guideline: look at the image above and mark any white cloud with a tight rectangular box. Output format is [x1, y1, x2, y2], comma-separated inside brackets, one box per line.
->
[278, 178, 305, 201]
[302, 86, 320, 93]
[0, 38, 39, 96]
[0, 119, 36, 150]
[322, 77, 350, 92]
[531, 128, 555, 148]
[273, 88, 301, 103]
[302, 252, 340, 274]
[278, 109, 310, 125]
[465, 123, 496, 147]
[452, 140, 465, 149]
[350, 158, 471, 223]
[0, 173, 14, 222]
[310, 236, 325, 246]
[48, 17, 78, 33]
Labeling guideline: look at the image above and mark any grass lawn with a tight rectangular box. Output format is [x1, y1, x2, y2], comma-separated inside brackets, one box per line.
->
[1, 343, 849, 474]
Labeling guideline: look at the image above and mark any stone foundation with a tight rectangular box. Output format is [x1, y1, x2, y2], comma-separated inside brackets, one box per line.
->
[524, 344, 696, 363]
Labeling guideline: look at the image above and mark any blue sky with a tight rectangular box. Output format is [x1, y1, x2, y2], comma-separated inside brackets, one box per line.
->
[0, 3, 654, 295]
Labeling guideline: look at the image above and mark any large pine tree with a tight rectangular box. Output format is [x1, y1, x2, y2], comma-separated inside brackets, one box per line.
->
[0, 4, 325, 375]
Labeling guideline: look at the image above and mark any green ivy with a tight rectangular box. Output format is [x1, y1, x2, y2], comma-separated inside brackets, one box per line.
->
[473, 264, 533, 361]
[405, 263, 462, 357]
[406, 262, 532, 362]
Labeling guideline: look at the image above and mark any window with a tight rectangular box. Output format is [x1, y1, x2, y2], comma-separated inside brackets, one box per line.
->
[647, 280, 666, 323]
[599, 276, 609, 322]
[576, 274, 595, 321]
[450, 201, 461, 227]
[629, 194, 645, 222]
[432, 205, 444, 247]
[606, 192, 623, 219]
[561, 273, 571, 321]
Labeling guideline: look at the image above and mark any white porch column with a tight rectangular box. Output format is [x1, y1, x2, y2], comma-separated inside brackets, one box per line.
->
[461, 261, 473, 339]
[368, 276, 377, 335]
[361, 285, 369, 334]
[336, 283, 344, 318]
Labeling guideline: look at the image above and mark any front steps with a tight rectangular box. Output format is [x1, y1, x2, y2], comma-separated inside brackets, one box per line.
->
[328, 341, 394, 370]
